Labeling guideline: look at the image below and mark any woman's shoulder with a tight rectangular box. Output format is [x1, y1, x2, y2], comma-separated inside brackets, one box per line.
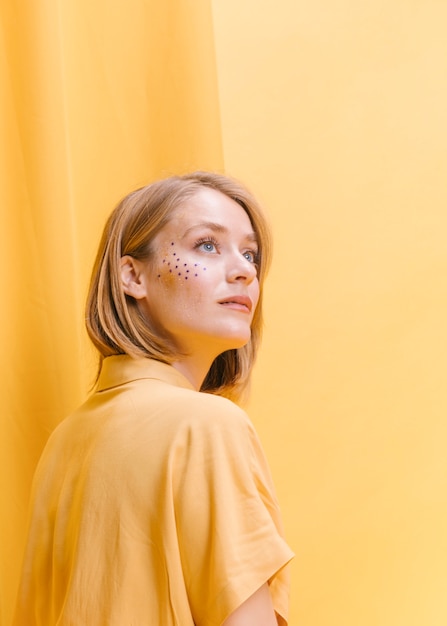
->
[123, 372, 244, 418]
[165, 386, 251, 432]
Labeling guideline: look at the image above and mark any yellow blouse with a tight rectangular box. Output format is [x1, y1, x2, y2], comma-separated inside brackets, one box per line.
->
[14, 356, 293, 625]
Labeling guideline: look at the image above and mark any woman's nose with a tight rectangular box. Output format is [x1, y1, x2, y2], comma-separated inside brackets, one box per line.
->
[227, 254, 258, 283]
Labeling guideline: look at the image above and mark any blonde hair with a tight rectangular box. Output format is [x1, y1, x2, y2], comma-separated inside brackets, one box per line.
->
[85, 171, 272, 401]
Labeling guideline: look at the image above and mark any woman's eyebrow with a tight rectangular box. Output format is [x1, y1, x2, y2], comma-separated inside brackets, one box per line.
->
[182, 221, 227, 237]
[181, 221, 257, 242]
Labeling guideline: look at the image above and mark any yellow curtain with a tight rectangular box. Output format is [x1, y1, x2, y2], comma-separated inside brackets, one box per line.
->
[0, 1, 223, 623]
[3, 1, 447, 625]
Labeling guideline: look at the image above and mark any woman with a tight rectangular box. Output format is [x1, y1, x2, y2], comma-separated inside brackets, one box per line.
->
[13, 172, 294, 625]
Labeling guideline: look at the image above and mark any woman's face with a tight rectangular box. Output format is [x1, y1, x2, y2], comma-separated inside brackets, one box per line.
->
[134, 187, 260, 359]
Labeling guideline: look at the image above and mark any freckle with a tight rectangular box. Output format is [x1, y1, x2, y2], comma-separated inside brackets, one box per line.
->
[173, 252, 176, 256]
[184, 263, 187, 266]
[194, 264, 198, 267]
[185, 277, 188, 280]
[162, 259, 166, 263]
[194, 273, 198, 277]
[186, 270, 189, 273]
[169, 269, 172, 273]
[203, 267, 207, 270]
[167, 262, 170, 266]
[175, 265, 178, 268]
[157, 274, 161, 278]
[178, 273, 181, 276]
[176, 258, 180, 262]
[171, 242, 174, 246]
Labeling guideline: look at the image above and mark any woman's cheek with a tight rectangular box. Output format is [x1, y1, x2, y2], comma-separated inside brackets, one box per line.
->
[155, 243, 208, 284]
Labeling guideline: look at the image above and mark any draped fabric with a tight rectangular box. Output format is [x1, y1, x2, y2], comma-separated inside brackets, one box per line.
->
[3, 1, 447, 625]
[0, 2, 223, 623]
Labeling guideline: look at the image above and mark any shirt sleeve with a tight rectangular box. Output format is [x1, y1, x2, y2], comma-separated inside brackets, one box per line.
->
[171, 393, 294, 626]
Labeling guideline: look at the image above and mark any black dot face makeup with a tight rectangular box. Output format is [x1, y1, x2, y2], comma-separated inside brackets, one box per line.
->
[157, 251, 206, 280]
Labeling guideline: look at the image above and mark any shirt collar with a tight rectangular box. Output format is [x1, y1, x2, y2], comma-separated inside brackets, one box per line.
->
[96, 355, 196, 392]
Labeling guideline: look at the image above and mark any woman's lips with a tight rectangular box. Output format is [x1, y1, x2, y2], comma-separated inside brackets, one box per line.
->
[218, 295, 252, 313]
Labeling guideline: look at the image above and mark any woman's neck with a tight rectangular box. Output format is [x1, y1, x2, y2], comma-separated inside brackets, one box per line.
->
[171, 355, 214, 391]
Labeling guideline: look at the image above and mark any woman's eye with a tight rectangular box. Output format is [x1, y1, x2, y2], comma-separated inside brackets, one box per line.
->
[243, 250, 258, 264]
[202, 242, 216, 252]
[194, 238, 219, 253]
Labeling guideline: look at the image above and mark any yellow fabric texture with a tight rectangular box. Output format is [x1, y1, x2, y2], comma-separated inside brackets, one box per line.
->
[13, 356, 293, 626]
[1, 1, 224, 623]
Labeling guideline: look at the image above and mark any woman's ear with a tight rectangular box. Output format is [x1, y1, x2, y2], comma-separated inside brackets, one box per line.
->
[120, 255, 148, 300]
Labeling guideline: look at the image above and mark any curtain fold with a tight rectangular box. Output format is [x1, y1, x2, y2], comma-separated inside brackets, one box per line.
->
[0, 2, 223, 622]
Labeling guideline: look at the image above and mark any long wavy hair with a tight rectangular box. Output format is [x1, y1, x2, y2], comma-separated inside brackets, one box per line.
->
[85, 171, 272, 401]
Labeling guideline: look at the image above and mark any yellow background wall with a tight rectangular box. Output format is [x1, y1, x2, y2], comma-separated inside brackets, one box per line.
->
[1, 1, 447, 624]
[211, 1, 447, 624]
